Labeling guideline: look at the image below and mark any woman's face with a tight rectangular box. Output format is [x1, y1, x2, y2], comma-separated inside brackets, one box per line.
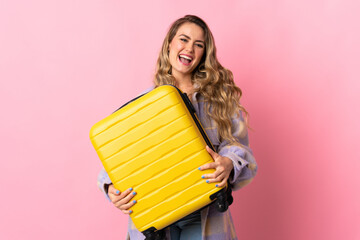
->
[168, 22, 205, 79]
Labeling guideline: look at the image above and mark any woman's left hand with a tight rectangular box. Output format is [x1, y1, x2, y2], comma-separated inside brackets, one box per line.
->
[199, 146, 234, 188]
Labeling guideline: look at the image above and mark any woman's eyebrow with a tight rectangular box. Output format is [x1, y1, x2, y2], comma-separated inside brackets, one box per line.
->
[179, 34, 191, 39]
[179, 34, 205, 44]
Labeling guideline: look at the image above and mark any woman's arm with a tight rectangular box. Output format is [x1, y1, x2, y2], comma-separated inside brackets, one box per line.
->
[200, 112, 257, 191]
[217, 113, 257, 191]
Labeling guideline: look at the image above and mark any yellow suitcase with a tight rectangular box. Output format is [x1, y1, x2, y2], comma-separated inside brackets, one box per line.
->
[90, 85, 231, 238]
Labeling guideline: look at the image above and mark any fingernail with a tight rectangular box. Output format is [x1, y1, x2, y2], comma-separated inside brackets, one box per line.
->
[129, 210, 133, 214]
[129, 187, 133, 191]
[201, 175, 205, 179]
[216, 184, 219, 187]
[133, 200, 137, 203]
[198, 167, 201, 170]
[132, 192, 137, 195]
[116, 190, 120, 194]
[206, 180, 209, 183]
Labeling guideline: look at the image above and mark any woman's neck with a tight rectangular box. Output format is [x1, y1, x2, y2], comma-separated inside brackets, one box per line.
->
[175, 78, 194, 95]
[171, 71, 195, 98]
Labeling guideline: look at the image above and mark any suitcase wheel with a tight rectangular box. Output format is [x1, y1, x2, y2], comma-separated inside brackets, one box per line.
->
[215, 191, 229, 212]
[142, 228, 165, 240]
[211, 185, 233, 212]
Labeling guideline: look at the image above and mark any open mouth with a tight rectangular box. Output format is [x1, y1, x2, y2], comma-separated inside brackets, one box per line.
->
[179, 54, 193, 65]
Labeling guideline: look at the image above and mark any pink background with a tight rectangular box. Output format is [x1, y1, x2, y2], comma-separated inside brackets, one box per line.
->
[1, 0, 359, 239]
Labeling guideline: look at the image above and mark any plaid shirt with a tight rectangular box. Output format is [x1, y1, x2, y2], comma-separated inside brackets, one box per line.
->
[97, 88, 257, 240]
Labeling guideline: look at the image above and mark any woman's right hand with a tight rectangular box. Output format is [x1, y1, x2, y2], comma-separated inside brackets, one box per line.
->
[108, 184, 137, 214]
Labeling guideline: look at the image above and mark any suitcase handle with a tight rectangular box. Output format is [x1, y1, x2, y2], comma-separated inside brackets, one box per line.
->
[178, 91, 215, 152]
[181, 92, 196, 113]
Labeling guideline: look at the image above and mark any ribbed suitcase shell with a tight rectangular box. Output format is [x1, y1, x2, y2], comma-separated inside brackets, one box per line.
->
[90, 85, 223, 233]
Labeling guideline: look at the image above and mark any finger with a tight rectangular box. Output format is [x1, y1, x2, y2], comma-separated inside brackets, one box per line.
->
[121, 209, 134, 215]
[114, 190, 137, 208]
[198, 162, 217, 171]
[215, 177, 228, 188]
[119, 187, 133, 199]
[205, 172, 225, 184]
[206, 145, 219, 160]
[119, 198, 137, 211]
[108, 184, 120, 195]
[108, 188, 121, 203]
[201, 168, 223, 180]
[122, 190, 137, 203]
[110, 187, 133, 204]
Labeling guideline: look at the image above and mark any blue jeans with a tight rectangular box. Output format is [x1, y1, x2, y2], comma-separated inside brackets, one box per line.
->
[169, 210, 202, 240]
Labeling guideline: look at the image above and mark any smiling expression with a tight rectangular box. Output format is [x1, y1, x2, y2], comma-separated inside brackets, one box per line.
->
[168, 22, 205, 79]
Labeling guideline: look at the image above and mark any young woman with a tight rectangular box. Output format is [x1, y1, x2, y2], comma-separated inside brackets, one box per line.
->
[97, 15, 257, 240]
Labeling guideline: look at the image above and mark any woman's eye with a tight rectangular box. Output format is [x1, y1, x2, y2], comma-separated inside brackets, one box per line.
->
[180, 38, 187, 42]
[196, 44, 204, 48]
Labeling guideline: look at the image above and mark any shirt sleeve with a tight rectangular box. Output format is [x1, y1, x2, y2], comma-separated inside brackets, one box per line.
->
[97, 168, 112, 201]
[217, 112, 258, 191]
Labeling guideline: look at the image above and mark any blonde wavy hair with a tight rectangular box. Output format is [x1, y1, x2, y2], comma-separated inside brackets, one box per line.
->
[154, 15, 248, 144]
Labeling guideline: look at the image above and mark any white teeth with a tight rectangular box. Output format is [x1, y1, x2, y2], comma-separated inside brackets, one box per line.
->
[179, 55, 193, 60]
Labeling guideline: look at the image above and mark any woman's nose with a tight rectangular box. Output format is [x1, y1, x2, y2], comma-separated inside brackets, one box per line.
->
[185, 43, 194, 53]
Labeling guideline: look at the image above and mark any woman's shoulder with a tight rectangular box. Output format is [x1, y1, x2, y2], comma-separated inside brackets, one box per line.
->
[138, 85, 155, 96]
